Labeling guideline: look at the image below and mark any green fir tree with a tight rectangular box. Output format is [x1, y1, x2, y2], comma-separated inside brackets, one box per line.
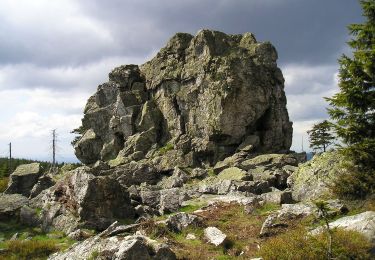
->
[307, 120, 335, 152]
[326, 0, 375, 197]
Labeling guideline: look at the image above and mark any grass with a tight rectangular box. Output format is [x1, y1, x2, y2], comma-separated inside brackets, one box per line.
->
[164, 201, 372, 260]
[158, 142, 174, 155]
[0, 220, 76, 260]
[0, 177, 9, 192]
[207, 168, 215, 176]
[258, 226, 372, 259]
[179, 203, 207, 214]
[143, 202, 269, 259]
[88, 250, 100, 260]
[147, 200, 374, 259]
[254, 202, 280, 216]
[0, 239, 58, 260]
[116, 218, 135, 225]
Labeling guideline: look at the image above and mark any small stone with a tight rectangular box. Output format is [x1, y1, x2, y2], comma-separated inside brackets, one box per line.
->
[204, 227, 227, 246]
[10, 233, 19, 240]
[186, 233, 197, 240]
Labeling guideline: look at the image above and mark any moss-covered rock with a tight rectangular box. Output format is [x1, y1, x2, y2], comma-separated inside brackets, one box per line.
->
[217, 167, 249, 181]
[4, 163, 41, 197]
[290, 151, 350, 201]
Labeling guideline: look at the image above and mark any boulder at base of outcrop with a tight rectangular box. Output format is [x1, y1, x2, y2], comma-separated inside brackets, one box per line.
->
[0, 193, 28, 220]
[289, 152, 352, 202]
[73, 30, 293, 167]
[20, 205, 41, 227]
[311, 211, 375, 245]
[31, 167, 135, 233]
[166, 213, 201, 232]
[48, 232, 176, 260]
[4, 163, 41, 197]
[204, 227, 227, 246]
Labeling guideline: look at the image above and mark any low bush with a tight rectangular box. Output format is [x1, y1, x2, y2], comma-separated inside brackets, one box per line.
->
[331, 162, 375, 199]
[259, 226, 372, 260]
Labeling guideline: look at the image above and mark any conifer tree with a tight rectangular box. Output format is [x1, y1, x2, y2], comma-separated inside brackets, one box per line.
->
[326, 0, 375, 169]
[307, 120, 335, 152]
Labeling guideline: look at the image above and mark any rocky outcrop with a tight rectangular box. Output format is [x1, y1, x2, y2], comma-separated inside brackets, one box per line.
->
[4, 163, 41, 197]
[0, 32, 298, 254]
[74, 30, 292, 166]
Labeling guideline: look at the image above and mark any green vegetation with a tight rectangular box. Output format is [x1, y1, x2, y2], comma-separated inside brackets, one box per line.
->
[0, 220, 76, 260]
[0, 239, 58, 260]
[307, 120, 335, 152]
[0, 177, 9, 192]
[179, 203, 206, 214]
[325, 0, 375, 198]
[143, 203, 270, 259]
[254, 202, 280, 216]
[71, 125, 86, 146]
[88, 250, 100, 260]
[158, 142, 174, 155]
[259, 227, 372, 260]
[207, 168, 215, 176]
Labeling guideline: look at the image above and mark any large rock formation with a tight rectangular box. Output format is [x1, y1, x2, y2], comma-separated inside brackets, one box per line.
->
[74, 30, 292, 166]
[3, 30, 298, 235]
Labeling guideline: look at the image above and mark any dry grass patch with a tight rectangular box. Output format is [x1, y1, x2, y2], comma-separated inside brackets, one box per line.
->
[259, 226, 372, 260]
[0, 239, 58, 260]
[0, 177, 9, 192]
[160, 202, 276, 259]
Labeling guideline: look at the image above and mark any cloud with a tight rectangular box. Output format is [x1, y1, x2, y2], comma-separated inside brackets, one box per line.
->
[283, 63, 340, 152]
[0, 0, 117, 66]
[0, 88, 84, 162]
[0, 56, 147, 91]
[284, 64, 339, 122]
[0, 0, 362, 68]
[0, 0, 361, 160]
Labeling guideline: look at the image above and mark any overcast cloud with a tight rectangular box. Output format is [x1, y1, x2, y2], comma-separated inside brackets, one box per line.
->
[0, 0, 363, 162]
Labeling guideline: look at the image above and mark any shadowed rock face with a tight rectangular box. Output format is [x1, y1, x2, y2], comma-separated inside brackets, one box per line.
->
[74, 30, 293, 166]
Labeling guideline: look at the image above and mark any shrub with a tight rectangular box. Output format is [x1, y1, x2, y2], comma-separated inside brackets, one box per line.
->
[1, 239, 58, 259]
[259, 227, 372, 260]
[331, 160, 375, 199]
[0, 177, 9, 192]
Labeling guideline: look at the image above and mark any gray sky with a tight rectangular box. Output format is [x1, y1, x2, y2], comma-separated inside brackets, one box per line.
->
[0, 0, 363, 162]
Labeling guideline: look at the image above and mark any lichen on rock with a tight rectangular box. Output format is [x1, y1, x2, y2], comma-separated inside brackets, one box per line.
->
[73, 29, 293, 167]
